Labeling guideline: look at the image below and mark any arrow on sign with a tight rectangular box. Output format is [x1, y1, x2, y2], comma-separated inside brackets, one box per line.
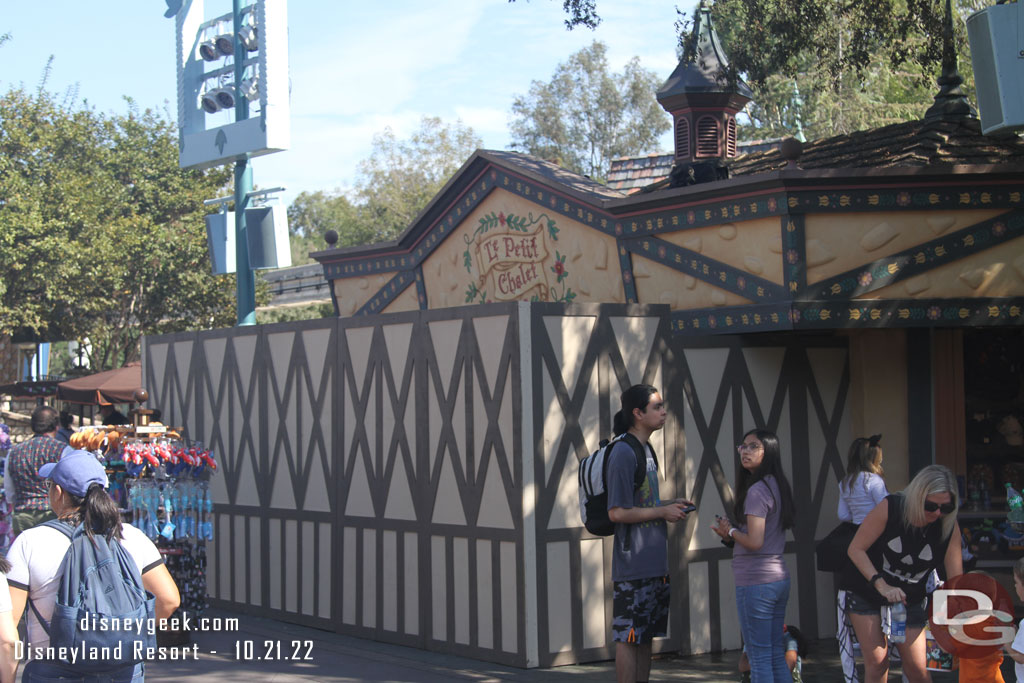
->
[215, 130, 227, 155]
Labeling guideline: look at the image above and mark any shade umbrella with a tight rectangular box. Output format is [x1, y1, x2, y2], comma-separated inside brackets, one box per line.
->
[56, 362, 142, 405]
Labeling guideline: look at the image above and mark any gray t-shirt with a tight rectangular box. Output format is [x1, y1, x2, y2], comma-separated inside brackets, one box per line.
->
[733, 475, 789, 586]
[606, 438, 667, 581]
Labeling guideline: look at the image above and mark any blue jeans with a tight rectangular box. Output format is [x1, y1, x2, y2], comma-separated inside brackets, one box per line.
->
[736, 577, 791, 683]
[21, 661, 144, 683]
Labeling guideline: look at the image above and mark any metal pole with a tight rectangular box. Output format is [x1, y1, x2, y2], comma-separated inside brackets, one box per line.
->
[233, 0, 256, 326]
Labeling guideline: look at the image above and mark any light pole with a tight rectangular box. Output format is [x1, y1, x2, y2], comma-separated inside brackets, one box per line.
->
[233, 0, 256, 326]
[172, 0, 290, 326]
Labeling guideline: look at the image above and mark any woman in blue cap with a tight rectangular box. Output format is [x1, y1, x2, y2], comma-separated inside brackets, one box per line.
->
[5, 450, 180, 682]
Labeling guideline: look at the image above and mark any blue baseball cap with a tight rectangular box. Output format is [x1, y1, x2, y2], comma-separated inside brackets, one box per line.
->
[38, 449, 109, 498]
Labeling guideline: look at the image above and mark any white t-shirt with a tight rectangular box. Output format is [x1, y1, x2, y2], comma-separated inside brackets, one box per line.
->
[837, 472, 888, 524]
[0, 574, 11, 613]
[1013, 617, 1024, 681]
[7, 522, 163, 648]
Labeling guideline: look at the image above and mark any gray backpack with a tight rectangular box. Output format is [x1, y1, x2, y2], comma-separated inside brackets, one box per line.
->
[28, 520, 156, 673]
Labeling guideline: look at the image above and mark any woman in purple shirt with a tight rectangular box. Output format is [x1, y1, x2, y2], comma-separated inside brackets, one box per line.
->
[712, 429, 796, 682]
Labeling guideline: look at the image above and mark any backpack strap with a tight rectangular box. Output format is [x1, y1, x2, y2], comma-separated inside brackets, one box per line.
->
[27, 520, 76, 636]
[41, 519, 75, 538]
[619, 432, 656, 491]
[608, 433, 658, 552]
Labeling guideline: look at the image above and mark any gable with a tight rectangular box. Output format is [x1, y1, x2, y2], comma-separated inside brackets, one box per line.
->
[421, 188, 624, 308]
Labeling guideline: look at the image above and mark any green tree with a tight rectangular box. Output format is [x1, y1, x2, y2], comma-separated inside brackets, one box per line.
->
[522, 1, 979, 141]
[256, 302, 334, 325]
[508, 41, 670, 182]
[680, 0, 980, 140]
[0, 84, 245, 370]
[506, 0, 600, 29]
[286, 190, 362, 264]
[354, 116, 481, 242]
[287, 116, 481, 255]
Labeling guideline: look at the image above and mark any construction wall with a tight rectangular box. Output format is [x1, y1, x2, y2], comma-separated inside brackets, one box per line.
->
[143, 302, 850, 667]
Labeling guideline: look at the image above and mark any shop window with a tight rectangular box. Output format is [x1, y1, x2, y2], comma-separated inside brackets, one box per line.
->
[962, 328, 1024, 569]
[696, 116, 720, 157]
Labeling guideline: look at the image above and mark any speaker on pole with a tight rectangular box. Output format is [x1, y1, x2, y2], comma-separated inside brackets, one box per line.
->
[967, 2, 1024, 135]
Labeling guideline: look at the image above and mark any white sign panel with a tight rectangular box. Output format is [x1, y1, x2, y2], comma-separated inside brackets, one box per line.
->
[175, 0, 290, 170]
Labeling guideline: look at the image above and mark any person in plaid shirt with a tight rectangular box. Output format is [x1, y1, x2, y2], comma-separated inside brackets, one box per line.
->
[4, 406, 62, 534]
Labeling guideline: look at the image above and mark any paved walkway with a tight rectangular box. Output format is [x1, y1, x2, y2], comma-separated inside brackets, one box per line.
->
[133, 608, 986, 683]
[16, 606, 1014, 681]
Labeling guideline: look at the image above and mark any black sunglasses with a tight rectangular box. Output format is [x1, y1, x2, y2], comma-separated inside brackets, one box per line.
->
[923, 500, 955, 514]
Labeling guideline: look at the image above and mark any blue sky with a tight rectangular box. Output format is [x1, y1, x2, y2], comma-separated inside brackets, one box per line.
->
[2, 1, 691, 207]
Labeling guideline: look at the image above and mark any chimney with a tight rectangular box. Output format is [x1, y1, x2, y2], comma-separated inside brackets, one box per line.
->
[656, 1, 752, 166]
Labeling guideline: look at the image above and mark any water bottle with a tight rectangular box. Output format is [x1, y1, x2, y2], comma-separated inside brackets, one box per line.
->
[890, 601, 907, 643]
[1006, 483, 1023, 511]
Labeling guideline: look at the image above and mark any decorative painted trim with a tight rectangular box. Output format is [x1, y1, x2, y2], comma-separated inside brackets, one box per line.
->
[782, 215, 807, 295]
[622, 236, 785, 301]
[793, 297, 1024, 329]
[616, 192, 788, 238]
[670, 302, 793, 335]
[617, 245, 639, 303]
[670, 297, 1024, 335]
[414, 266, 428, 310]
[354, 270, 417, 316]
[804, 209, 1024, 300]
[785, 186, 1024, 214]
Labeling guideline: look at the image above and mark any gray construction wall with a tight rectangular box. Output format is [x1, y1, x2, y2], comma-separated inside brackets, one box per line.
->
[143, 301, 849, 668]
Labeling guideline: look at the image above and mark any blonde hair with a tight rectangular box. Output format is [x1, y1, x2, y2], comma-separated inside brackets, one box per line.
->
[902, 464, 958, 539]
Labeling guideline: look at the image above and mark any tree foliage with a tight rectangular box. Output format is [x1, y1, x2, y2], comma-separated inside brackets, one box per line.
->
[287, 116, 481, 259]
[255, 302, 334, 325]
[532, 0, 980, 141]
[0, 85, 243, 370]
[680, 0, 980, 140]
[286, 190, 361, 264]
[509, 41, 670, 182]
[506, 0, 601, 29]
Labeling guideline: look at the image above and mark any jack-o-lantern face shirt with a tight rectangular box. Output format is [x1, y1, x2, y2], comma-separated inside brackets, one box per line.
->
[875, 493, 953, 604]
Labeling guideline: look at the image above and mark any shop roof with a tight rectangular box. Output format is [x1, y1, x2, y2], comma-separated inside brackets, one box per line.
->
[608, 117, 1024, 194]
[729, 116, 1024, 175]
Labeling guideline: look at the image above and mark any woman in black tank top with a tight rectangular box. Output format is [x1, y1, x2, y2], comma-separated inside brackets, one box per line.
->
[846, 465, 962, 683]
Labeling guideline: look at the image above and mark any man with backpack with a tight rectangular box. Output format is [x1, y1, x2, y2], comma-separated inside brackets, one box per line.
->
[606, 384, 692, 683]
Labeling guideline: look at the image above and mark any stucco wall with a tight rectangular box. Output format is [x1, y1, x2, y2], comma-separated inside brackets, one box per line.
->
[846, 329, 911, 490]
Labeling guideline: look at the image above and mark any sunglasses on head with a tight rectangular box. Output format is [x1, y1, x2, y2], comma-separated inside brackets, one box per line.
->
[923, 500, 955, 514]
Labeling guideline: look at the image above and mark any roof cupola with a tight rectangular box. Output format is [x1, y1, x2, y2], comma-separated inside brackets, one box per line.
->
[656, 0, 752, 170]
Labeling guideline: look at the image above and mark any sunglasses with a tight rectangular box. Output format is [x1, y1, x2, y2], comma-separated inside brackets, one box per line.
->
[923, 500, 956, 514]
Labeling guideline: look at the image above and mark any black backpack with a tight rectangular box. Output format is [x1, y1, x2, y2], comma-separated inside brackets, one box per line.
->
[578, 432, 657, 536]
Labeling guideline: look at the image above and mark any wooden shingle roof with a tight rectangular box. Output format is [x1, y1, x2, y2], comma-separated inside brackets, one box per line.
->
[608, 117, 1024, 193]
[728, 117, 1024, 175]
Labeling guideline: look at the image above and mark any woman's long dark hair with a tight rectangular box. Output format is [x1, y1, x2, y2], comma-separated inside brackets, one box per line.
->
[612, 384, 659, 436]
[59, 484, 123, 541]
[734, 428, 796, 530]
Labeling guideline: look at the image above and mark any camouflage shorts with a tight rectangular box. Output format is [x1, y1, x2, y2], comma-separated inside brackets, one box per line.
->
[612, 576, 670, 643]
